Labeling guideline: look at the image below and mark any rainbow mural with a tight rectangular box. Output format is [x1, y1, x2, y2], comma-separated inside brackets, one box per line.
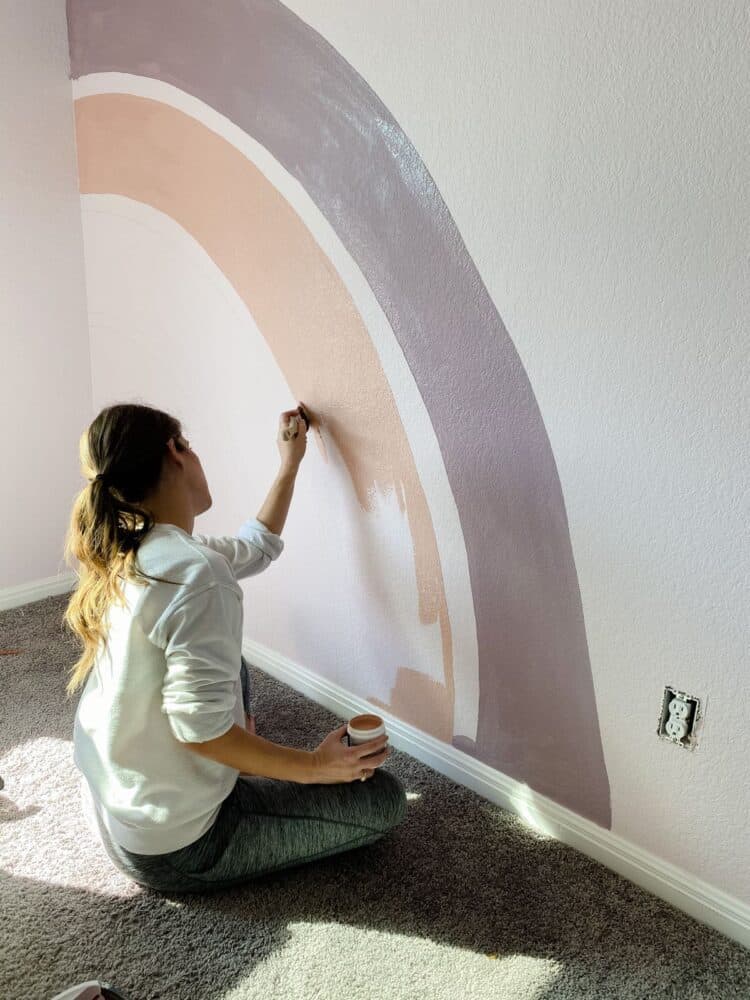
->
[67, 0, 611, 828]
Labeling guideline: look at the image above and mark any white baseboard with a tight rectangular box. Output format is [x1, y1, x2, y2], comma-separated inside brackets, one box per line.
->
[243, 636, 750, 952]
[0, 572, 78, 613]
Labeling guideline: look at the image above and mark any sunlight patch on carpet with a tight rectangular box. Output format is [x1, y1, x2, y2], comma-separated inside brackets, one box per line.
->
[220, 922, 563, 998]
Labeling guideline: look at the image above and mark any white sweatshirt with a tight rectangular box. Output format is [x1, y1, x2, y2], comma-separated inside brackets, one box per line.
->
[73, 517, 284, 855]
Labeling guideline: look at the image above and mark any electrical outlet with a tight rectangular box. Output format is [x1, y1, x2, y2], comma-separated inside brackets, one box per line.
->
[657, 686, 702, 750]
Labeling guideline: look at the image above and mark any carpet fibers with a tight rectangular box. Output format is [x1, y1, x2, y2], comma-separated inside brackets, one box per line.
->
[1, 594, 748, 999]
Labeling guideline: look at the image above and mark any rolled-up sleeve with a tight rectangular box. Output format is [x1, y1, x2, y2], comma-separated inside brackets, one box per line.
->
[158, 582, 242, 743]
[192, 517, 284, 581]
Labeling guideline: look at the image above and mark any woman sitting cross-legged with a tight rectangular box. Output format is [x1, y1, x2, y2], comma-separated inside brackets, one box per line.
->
[64, 400, 406, 894]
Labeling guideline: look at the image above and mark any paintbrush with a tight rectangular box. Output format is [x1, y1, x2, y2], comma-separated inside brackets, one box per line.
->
[281, 404, 311, 441]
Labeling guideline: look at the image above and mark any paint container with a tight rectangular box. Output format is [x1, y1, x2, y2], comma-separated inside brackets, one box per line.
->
[347, 714, 387, 758]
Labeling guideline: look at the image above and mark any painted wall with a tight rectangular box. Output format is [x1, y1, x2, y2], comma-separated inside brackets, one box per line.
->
[64, 0, 747, 904]
[0, 0, 91, 591]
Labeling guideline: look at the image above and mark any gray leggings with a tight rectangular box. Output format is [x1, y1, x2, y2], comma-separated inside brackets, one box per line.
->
[93, 657, 407, 893]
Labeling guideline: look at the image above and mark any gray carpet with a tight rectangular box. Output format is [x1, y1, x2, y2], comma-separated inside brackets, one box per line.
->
[1, 594, 749, 1000]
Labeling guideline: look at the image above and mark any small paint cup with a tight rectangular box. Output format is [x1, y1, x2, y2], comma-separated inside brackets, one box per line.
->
[346, 713, 387, 758]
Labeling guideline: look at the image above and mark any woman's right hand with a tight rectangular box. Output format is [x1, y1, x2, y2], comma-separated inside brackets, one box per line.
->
[277, 402, 309, 470]
[309, 724, 392, 784]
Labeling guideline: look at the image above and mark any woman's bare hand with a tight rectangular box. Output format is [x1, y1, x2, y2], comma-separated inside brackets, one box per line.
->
[309, 724, 391, 784]
[278, 401, 309, 470]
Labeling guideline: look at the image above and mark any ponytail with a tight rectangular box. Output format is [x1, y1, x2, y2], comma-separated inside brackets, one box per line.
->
[62, 403, 186, 695]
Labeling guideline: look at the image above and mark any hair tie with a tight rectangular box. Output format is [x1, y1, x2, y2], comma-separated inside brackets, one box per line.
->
[93, 472, 108, 485]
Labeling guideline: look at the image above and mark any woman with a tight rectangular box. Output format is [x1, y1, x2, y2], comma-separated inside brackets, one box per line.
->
[63, 401, 406, 893]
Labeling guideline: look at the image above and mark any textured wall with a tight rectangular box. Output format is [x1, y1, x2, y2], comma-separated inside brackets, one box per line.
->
[65, 0, 748, 903]
[0, 0, 91, 590]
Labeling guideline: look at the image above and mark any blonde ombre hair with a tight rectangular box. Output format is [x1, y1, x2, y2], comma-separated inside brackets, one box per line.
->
[62, 402, 185, 696]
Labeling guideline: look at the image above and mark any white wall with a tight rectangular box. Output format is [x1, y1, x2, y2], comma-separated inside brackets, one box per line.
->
[279, 0, 749, 893]
[0, 0, 91, 588]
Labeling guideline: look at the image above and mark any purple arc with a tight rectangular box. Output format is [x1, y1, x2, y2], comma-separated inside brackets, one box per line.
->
[67, 0, 611, 826]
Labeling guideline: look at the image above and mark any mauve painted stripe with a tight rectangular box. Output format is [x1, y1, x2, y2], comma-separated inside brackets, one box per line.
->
[67, 0, 610, 826]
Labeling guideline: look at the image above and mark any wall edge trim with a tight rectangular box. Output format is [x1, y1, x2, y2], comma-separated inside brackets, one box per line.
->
[0, 572, 77, 613]
[242, 634, 750, 952]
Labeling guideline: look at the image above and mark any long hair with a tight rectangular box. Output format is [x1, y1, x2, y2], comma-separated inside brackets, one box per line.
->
[62, 402, 187, 697]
